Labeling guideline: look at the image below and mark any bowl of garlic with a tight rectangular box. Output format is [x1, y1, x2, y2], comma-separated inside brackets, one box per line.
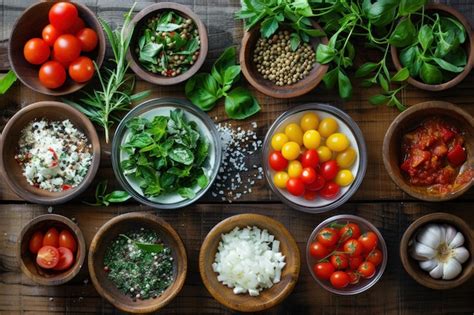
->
[400, 213, 473, 290]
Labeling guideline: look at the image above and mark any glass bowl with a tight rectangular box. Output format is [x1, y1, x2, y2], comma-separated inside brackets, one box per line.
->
[262, 103, 367, 213]
[306, 215, 388, 295]
[111, 98, 222, 209]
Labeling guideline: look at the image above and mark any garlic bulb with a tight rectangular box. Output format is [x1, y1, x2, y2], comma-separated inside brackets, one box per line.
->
[410, 223, 470, 280]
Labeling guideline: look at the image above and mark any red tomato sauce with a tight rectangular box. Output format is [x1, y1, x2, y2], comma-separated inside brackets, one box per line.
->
[400, 117, 472, 195]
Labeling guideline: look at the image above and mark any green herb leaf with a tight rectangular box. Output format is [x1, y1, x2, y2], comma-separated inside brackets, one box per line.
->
[418, 25, 434, 52]
[212, 47, 237, 84]
[177, 187, 196, 199]
[389, 18, 416, 47]
[398, 0, 427, 16]
[431, 57, 464, 73]
[369, 94, 390, 105]
[155, 23, 181, 32]
[391, 67, 410, 82]
[105, 190, 131, 203]
[337, 70, 352, 100]
[355, 62, 378, 78]
[290, 33, 301, 51]
[169, 146, 195, 165]
[316, 43, 336, 64]
[224, 87, 261, 120]
[0, 70, 17, 94]
[420, 62, 443, 84]
[261, 16, 279, 38]
[322, 68, 338, 89]
[185, 73, 220, 111]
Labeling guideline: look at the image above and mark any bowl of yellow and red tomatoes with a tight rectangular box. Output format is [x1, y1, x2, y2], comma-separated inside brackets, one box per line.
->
[307, 215, 387, 294]
[9, 1, 105, 96]
[263, 103, 367, 213]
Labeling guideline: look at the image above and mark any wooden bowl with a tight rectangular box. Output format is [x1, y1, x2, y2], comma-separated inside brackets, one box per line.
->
[17, 214, 86, 286]
[383, 101, 473, 201]
[240, 24, 328, 99]
[391, 3, 474, 91]
[400, 212, 473, 290]
[0, 101, 101, 204]
[9, 1, 106, 96]
[88, 212, 187, 314]
[199, 213, 300, 312]
[127, 2, 208, 85]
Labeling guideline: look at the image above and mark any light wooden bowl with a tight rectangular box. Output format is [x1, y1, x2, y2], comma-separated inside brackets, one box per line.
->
[88, 212, 187, 314]
[400, 212, 473, 290]
[199, 213, 300, 312]
[391, 3, 474, 91]
[383, 101, 473, 202]
[240, 24, 328, 99]
[127, 2, 208, 85]
[8, 1, 106, 96]
[17, 214, 86, 286]
[0, 101, 101, 204]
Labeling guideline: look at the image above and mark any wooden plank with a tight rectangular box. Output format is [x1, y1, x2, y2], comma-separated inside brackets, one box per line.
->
[0, 202, 473, 314]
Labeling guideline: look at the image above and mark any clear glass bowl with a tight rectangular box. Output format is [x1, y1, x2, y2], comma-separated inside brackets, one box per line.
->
[306, 214, 388, 295]
[111, 98, 222, 209]
[262, 103, 367, 213]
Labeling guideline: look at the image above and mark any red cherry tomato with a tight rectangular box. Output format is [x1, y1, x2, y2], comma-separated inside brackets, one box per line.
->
[313, 262, 335, 280]
[300, 149, 319, 168]
[53, 247, 75, 271]
[348, 255, 364, 270]
[330, 271, 350, 289]
[76, 28, 98, 52]
[36, 246, 59, 269]
[67, 17, 85, 35]
[308, 241, 329, 259]
[319, 182, 340, 199]
[330, 254, 349, 270]
[42, 24, 63, 46]
[23, 38, 50, 65]
[304, 190, 317, 201]
[346, 271, 360, 284]
[339, 223, 361, 241]
[358, 261, 376, 279]
[269, 151, 288, 171]
[286, 178, 305, 196]
[39, 61, 66, 89]
[320, 160, 339, 180]
[316, 227, 339, 247]
[49, 2, 79, 31]
[343, 239, 363, 257]
[53, 34, 81, 63]
[367, 248, 383, 266]
[306, 174, 325, 191]
[358, 231, 378, 253]
[69, 56, 94, 83]
[29, 231, 44, 254]
[447, 144, 466, 166]
[42, 227, 59, 247]
[301, 167, 317, 184]
[59, 230, 77, 253]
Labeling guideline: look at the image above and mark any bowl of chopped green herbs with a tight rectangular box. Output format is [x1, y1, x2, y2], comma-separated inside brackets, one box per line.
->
[88, 212, 187, 314]
[391, 3, 473, 91]
[111, 97, 221, 209]
[127, 2, 208, 85]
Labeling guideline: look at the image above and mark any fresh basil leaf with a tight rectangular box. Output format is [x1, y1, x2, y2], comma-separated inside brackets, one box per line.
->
[391, 67, 410, 82]
[391, 96, 407, 111]
[223, 65, 241, 86]
[0, 70, 17, 94]
[212, 47, 237, 84]
[135, 242, 164, 253]
[169, 146, 194, 165]
[156, 23, 181, 32]
[260, 16, 279, 38]
[398, 0, 426, 16]
[177, 187, 196, 199]
[378, 74, 389, 92]
[338, 70, 352, 100]
[369, 94, 390, 105]
[290, 33, 301, 51]
[322, 68, 338, 89]
[197, 173, 209, 189]
[149, 116, 168, 140]
[420, 62, 443, 84]
[196, 139, 209, 166]
[185, 73, 220, 111]
[104, 190, 131, 203]
[434, 28, 459, 58]
[443, 47, 467, 67]
[160, 173, 177, 190]
[224, 87, 261, 120]
[389, 18, 416, 47]
[367, 0, 398, 27]
[440, 17, 466, 44]
[418, 25, 434, 52]
[355, 62, 378, 78]
[316, 44, 336, 64]
[123, 133, 154, 148]
[139, 42, 163, 64]
[126, 117, 149, 132]
[431, 57, 464, 73]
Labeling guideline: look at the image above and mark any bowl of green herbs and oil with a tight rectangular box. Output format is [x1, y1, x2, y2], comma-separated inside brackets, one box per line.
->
[88, 212, 187, 314]
[127, 2, 208, 85]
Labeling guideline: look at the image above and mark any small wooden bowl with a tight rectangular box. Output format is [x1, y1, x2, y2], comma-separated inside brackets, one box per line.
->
[88, 212, 187, 314]
[0, 101, 101, 204]
[127, 2, 208, 85]
[240, 24, 328, 99]
[9, 1, 106, 96]
[17, 214, 86, 286]
[391, 3, 474, 91]
[400, 212, 473, 290]
[199, 213, 300, 312]
[383, 101, 474, 201]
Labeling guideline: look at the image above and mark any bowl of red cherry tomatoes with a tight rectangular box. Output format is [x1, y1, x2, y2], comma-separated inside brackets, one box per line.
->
[17, 214, 86, 286]
[263, 103, 367, 213]
[9, 1, 105, 95]
[306, 215, 387, 294]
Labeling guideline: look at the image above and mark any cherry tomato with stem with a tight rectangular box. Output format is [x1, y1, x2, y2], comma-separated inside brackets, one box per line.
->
[269, 151, 288, 171]
[330, 271, 350, 289]
[320, 160, 339, 180]
[339, 222, 361, 241]
[53, 34, 81, 64]
[42, 24, 63, 46]
[53, 247, 75, 271]
[306, 174, 325, 191]
[348, 255, 364, 270]
[358, 231, 378, 253]
[330, 254, 349, 270]
[76, 28, 98, 52]
[42, 227, 59, 247]
[343, 239, 363, 257]
[319, 182, 340, 199]
[49, 2, 79, 31]
[36, 246, 60, 269]
[286, 178, 305, 196]
[313, 262, 335, 280]
[367, 248, 383, 266]
[358, 261, 376, 279]
[24, 38, 50, 65]
[316, 227, 339, 247]
[39, 61, 66, 89]
[301, 167, 316, 184]
[308, 241, 330, 259]
[29, 231, 44, 254]
[346, 271, 360, 284]
[69, 56, 94, 83]
[59, 230, 77, 253]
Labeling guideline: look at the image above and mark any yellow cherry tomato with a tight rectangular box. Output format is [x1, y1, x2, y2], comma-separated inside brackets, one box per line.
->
[303, 130, 321, 149]
[281, 141, 301, 160]
[300, 112, 319, 131]
[318, 117, 339, 138]
[284, 123, 303, 145]
[336, 147, 357, 168]
[288, 160, 303, 178]
[271, 133, 289, 151]
[335, 170, 354, 187]
[317, 146, 333, 162]
[273, 171, 290, 188]
[326, 133, 350, 152]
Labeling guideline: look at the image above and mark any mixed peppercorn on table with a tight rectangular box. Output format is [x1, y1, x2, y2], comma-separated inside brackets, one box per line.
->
[0, 0, 473, 314]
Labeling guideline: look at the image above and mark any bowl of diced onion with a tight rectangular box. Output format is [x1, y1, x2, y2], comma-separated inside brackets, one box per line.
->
[199, 213, 300, 312]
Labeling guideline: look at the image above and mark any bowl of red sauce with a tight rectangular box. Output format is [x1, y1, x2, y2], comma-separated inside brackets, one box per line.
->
[383, 101, 473, 201]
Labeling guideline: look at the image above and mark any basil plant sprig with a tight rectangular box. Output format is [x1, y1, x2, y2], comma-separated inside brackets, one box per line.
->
[185, 47, 260, 120]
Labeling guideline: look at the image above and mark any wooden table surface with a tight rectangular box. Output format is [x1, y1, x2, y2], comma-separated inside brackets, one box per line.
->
[1, 1, 473, 314]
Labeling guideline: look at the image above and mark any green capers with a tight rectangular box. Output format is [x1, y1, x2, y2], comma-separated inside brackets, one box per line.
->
[253, 30, 316, 86]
